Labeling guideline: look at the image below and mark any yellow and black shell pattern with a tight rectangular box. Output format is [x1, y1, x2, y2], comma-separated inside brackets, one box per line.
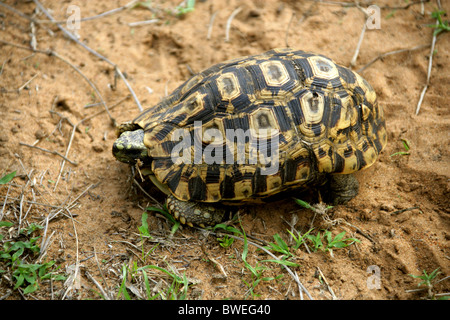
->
[131, 48, 387, 203]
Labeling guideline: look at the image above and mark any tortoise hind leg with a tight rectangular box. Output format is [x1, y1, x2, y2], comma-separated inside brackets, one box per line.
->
[327, 174, 359, 205]
[166, 194, 227, 227]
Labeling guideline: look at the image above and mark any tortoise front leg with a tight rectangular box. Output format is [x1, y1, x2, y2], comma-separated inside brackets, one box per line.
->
[166, 194, 227, 227]
[328, 174, 359, 205]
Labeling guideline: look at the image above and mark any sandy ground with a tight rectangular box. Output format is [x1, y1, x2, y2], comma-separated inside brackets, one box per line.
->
[0, 0, 449, 300]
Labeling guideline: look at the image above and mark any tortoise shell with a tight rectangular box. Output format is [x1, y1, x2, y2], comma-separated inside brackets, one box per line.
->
[126, 48, 386, 203]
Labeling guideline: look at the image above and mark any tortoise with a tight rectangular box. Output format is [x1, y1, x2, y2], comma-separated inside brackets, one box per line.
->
[113, 48, 387, 227]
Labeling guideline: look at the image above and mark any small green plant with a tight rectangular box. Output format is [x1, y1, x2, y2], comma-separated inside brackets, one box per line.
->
[0, 222, 65, 294]
[146, 204, 180, 235]
[241, 231, 282, 299]
[212, 223, 243, 248]
[295, 198, 333, 213]
[0, 171, 16, 185]
[10, 260, 63, 294]
[117, 263, 132, 300]
[306, 230, 324, 251]
[264, 233, 293, 258]
[306, 230, 360, 257]
[131, 1, 153, 10]
[242, 261, 281, 299]
[390, 138, 410, 157]
[385, 10, 396, 19]
[138, 211, 151, 237]
[409, 268, 449, 300]
[137, 211, 160, 261]
[142, 265, 190, 300]
[0, 221, 13, 241]
[287, 228, 314, 250]
[324, 230, 360, 252]
[410, 268, 441, 287]
[262, 233, 303, 269]
[118, 262, 191, 300]
[294, 198, 314, 210]
[1, 225, 42, 261]
[174, 0, 195, 16]
[428, 9, 449, 36]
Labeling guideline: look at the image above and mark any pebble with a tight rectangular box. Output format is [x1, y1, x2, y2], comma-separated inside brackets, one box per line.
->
[92, 143, 104, 152]
[380, 203, 394, 212]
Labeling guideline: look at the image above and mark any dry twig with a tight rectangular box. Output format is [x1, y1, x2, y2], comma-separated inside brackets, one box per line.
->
[61, 208, 80, 300]
[0, 1, 129, 24]
[316, 266, 337, 299]
[52, 95, 129, 190]
[415, 28, 438, 115]
[0, 39, 115, 125]
[207, 11, 219, 40]
[211, 230, 314, 300]
[357, 44, 430, 73]
[349, 18, 367, 68]
[32, 0, 143, 113]
[19, 142, 78, 166]
[308, 0, 430, 10]
[225, 7, 242, 42]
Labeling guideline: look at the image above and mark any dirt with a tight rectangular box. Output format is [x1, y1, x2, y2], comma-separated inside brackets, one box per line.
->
[0, 0, 449, 300]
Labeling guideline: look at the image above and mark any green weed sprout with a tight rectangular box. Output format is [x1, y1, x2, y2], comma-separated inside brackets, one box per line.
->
[409, 268, 449, 300]
[306, 230, 360, 257]
[146, 204, 180, 235]
[428, 10, 449, 36]
[0, 223, 65, 294]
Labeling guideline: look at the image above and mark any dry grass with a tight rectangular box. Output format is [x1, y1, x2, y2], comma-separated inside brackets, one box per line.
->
[0, 0, 448, 302]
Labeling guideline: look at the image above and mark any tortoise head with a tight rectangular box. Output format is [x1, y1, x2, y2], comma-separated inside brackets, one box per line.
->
[112, 129, 150, 164]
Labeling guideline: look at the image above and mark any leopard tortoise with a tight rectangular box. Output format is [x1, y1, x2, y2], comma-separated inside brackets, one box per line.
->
[113, 48, 387, 227]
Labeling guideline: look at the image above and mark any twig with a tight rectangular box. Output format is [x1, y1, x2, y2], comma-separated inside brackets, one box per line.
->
[49, 50, 115, 125]
[93, 247, 111, 296]
[128, 19, 159, 27]
[357, 44, 430, 73]
[212, 230, 313, 300]
[0, 184, 11, 221]
[19, 142, 78, 165]
[415, 27, 438, 115]
[390, 206, 420, 215]
[285, 12, 296, 48]
[200, 243, 228, 278]
[0, 2, 36, 21]
[38, 0, 139, 24]
[225, 7, 242, 42]
[0, 195, 80, 211]
[37, 217, 55, 263]
[350, 21, 367, 68]
[308, 0, 430, 10]
[53, 123, 79, 191]
[61, 208, 80, 300]
[46, 183, 95, 222]
[53, 96, 129, 190]
[0, 56, 11, 76]
[133, 179, 163, 208]
[33, 0, 143, 112]
[207, 11, 219, 40]
[0, 39, 115, 125]
[18, 73, 40, 92]
[84, 269, 111, 300]
[316, 266, 337, 299]
[30, 24, 37, 51]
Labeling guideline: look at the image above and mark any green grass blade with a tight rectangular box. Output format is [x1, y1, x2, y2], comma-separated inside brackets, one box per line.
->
[0, 171, 16, 184]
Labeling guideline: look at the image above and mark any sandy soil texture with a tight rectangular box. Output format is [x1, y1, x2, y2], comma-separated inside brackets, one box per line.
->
[0, 0, 448, 300]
